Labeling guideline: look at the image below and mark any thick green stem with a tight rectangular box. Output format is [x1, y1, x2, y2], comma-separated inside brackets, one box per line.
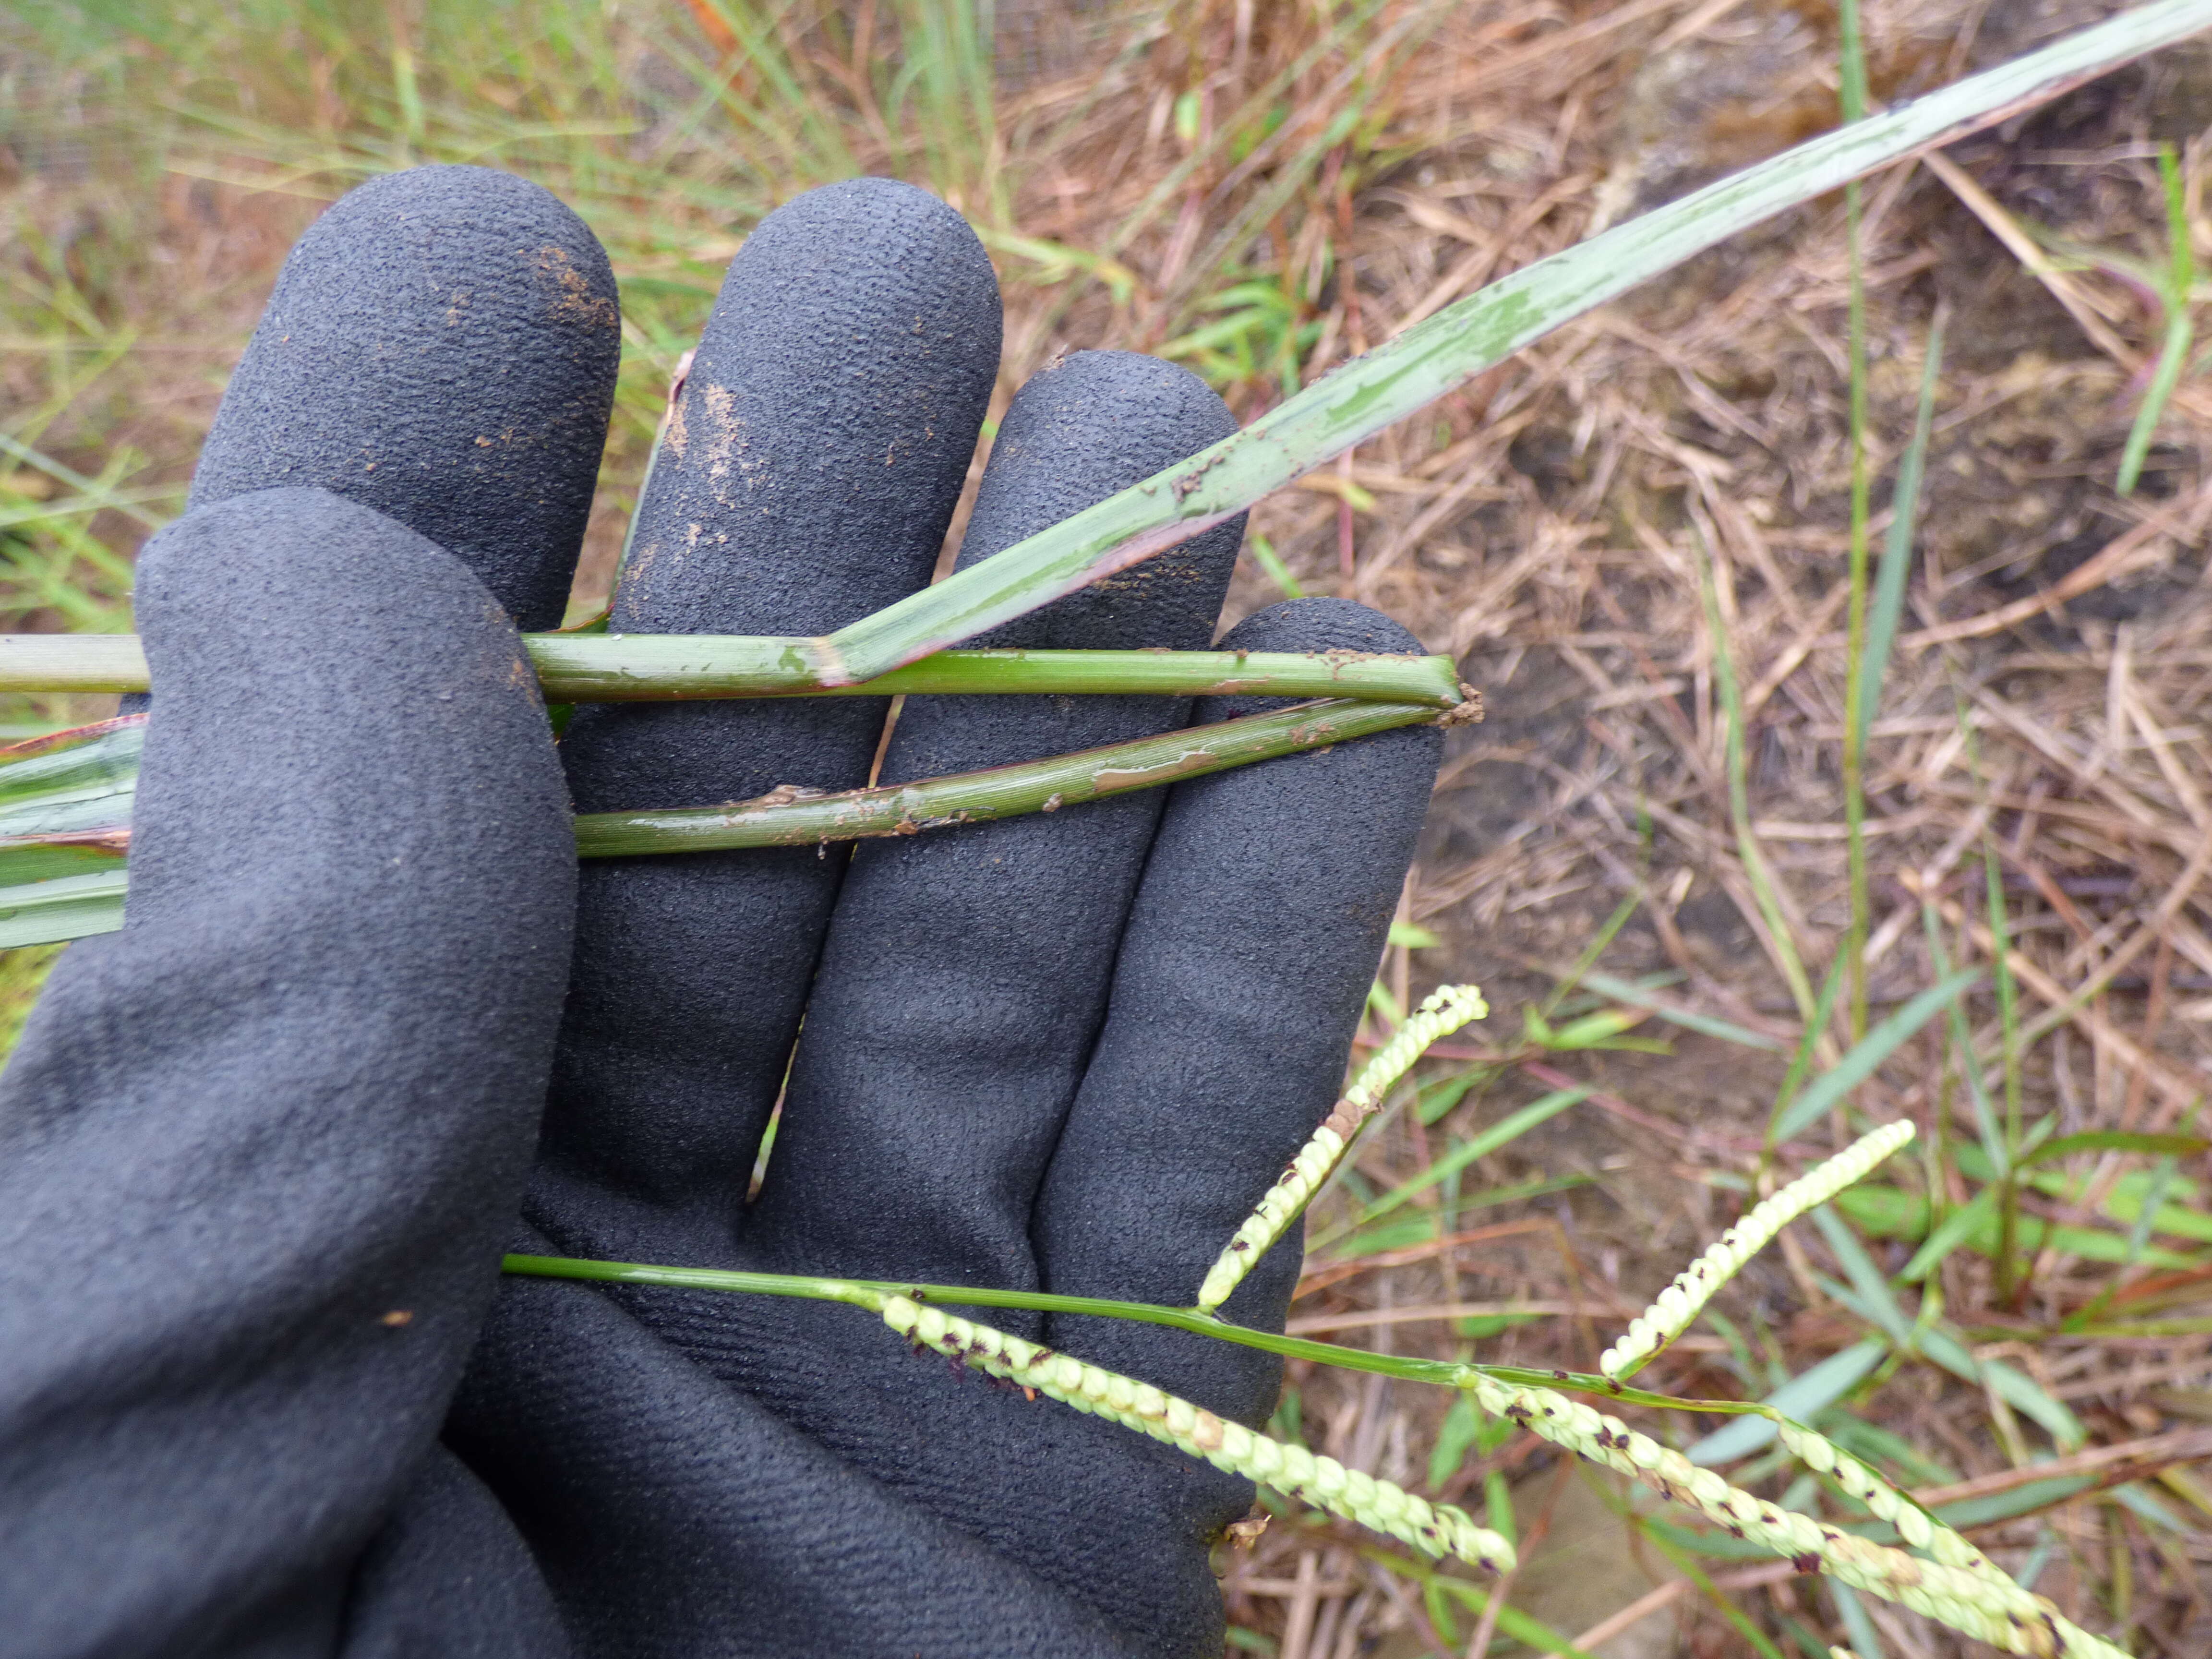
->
[0, 633, 1464, 709]
[549, 641, 1463, 705]
[0, 697, 1461, 947]
[573, 697, 1450, 856]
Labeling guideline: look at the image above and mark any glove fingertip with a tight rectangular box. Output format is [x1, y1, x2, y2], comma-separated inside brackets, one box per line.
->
[613, 177, 1002, 638]
[191, 164, 621, 631]
[955, 349, 1243, 652]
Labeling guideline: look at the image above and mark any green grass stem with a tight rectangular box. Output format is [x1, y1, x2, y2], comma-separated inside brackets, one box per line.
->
[0, 634, 1466, 707]
[571, 697, 1449, 855]
[1766, 954, 1850, 1156]
[1839, 0, 1874, 1043]
[1697, 534, 1815, 1019]
[1766, 972, 1979, 1146]
[496, 1251, 1796, 1420]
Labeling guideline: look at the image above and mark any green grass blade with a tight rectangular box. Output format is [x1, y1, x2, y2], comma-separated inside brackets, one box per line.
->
[1346, 1085, 1592, 1228]
[1369, 1551, 1602, 1659]
[1830, 1582, 1887, 1659]
[0, 485, 181, 532]
[1540, 894, 1642, 1017]
[1769, 969, 1980, 1144]
[2020, 1130, 2208, 1167]
[1907, 1322, 2085, 1449]
[1414, 1067, 1483, 1128]
[2117, 298, 2194, 498]
[1928, 1476, 2100, 1533]
[1321, 1174, 1596, 1261]
[2125, 1155, 2183, 1264]
[2068, 1150, 2192, 1329]
[1921, 898, 2010, 1174]
[1982, 842, 2023, 1153]
[2118, 143, 2197, 495]
[1427, 1391, 1484, 1489]
[820, 0, 2212, 682]
[0, 431, 168, 532]
[1977, 808, 2028, 1298]
[1766, 953, 1850, 1150]
[1854, 317, 1946, 757]
[1686, 1337, 1887, 1466]
[1811, 1205, 1915, 1349]
[1640, 1527, 1791, 1659]
[1244, 533, 1305, 600]
[1576, 970, 1787, 1052]
[1899, 1184, 1998, 1284]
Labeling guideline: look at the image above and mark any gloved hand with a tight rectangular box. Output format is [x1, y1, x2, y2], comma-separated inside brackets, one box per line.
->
[0, 166, 1441, 1659]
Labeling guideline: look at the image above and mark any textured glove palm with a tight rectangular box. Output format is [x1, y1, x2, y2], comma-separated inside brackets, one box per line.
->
[0, 165, 1440, 1659]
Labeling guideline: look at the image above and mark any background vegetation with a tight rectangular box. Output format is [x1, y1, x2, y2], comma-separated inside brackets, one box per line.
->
[2, 1, 2209, 1653]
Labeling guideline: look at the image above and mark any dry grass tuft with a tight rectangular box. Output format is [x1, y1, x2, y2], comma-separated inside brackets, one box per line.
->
[4, 1, 2211, 1653]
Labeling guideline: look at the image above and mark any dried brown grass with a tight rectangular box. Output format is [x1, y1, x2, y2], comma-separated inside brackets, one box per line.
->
[4, 1, 2211, 1653]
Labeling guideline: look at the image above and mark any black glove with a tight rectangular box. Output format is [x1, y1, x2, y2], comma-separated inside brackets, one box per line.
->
[0, 165, 1441, 1658]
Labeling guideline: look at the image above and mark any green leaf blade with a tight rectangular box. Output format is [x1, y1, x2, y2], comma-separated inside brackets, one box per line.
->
[1687, 1337, 1889, 1466]
[823, 0, 2212, 681]
[1770, 969, 1981, 1144]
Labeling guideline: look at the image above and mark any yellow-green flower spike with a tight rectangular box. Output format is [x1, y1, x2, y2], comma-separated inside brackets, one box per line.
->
[879, 1295, 1514, 1575]
[1599, 1120, 1916, 1382]
[1458, 1374, 2131, 1659]
[1776, 1418, 1993, 1579]
[1195, 984, 1487, 1312]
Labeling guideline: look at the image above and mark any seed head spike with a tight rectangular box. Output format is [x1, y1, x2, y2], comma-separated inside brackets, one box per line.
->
[879, 1295, 1514, 1575]
[1196, 984, 1487, 1312]
[1448, 1106, 2133, 1658]
[1599, 1120, 1915, 1382]
[1455, 1372, 2128, 1659]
